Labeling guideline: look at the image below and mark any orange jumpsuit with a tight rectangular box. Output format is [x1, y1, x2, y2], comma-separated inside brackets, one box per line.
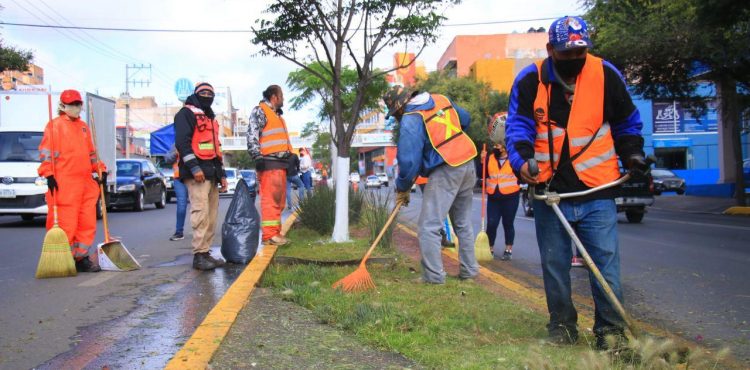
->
[38, 113, 105, 260]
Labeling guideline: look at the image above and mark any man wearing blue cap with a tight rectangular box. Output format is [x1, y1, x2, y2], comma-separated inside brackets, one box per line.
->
[506, 16, 648, 349]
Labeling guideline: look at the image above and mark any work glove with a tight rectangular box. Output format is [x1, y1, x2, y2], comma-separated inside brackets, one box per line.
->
[626, 155, 649, 178]
[46, 176, 58, 194]
[97, 171, 108, 186]
[396, 190, 410, 207]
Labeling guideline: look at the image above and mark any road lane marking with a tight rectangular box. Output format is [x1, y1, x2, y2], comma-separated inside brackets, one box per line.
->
[78, 272, 118, 287]
[165, 244, 278, 369]
[645, 217, 750, 231]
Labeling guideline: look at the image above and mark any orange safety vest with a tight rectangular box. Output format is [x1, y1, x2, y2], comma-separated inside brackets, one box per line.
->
[415, 176, 428, 185]
[172, 155, 180, 179]
[486, 156, 520, 195]
[532, 54, 620, 187]
[259, 102, 292, 156]
[186, 105, 222, 160]
[405, 94, 477, 167]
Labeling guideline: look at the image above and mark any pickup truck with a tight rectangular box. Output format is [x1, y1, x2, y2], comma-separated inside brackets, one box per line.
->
[520, 172, 655, 223]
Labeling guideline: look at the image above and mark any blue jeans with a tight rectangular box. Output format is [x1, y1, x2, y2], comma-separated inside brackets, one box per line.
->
[300, 171, 313, 192]
[486, 192, 519, 247]
[286, 175, 305, 208]
[532, 198, 624, 337]
[174, 178, 188, 234]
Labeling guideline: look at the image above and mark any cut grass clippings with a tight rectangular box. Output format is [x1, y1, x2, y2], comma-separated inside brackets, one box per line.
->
[265, 227, 589, 368]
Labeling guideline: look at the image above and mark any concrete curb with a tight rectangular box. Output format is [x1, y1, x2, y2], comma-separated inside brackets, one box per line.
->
[723, 206, 750, 216]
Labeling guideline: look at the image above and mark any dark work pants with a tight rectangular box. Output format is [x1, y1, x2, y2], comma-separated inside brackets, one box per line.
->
[486, 192, 519, 247]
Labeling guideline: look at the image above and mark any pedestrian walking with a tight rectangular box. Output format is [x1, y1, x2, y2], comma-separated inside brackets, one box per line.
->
[285, 152, 305, 209]
[37, 89, 107, 273]
[298, 147, 313, 193]
[505, 16, 648, 349]
[481, 143, 520, 260]
[164, 146, 188, 241]
[385, 85, 479, 284]
[247, 85, 293, 246]
[174, 82, 228, 271]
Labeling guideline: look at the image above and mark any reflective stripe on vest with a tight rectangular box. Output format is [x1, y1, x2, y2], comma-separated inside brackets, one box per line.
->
[259, 102, 292, 155]
[486, 156, 520, 195]
[404, 94, 477, 167]
[186, 105, 222, 160]
[531, 54, 620, 187]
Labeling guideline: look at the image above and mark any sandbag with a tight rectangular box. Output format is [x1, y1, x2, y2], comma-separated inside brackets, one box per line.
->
[221, 179, 260, 264]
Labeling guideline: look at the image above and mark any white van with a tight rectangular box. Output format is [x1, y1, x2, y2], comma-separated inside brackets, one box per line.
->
[0, 91, 116, 221]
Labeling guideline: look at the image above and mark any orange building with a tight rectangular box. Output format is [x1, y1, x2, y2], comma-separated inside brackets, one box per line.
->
[437, 33, 547, 93]
[389, 52, 427, 87]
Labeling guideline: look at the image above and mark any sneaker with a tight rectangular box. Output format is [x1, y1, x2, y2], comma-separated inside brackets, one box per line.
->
[192, 252, 219, 271]
[571, 256, 585, 268]
[75, 257, 102, 273]
[169, 232, 184, 241]
[439, 229, 454, 247]
[265, 235, 289, 246]
[500, 250, 512, 261]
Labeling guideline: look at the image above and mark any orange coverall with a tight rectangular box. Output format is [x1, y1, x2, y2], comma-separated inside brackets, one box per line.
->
[38, 113, 106, 260]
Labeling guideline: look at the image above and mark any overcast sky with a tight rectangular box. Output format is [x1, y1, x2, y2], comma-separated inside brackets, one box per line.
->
[2, 0, 582, 132]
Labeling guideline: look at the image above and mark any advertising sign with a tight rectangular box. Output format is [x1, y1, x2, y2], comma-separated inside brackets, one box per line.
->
[174, 78, 193, 102]
[652, 101, 718, 134]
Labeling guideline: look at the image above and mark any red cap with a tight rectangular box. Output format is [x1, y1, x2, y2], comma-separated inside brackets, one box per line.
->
[60, 89, 83, 104]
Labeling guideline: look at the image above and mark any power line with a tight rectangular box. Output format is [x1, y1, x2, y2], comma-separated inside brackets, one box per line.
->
[0, 16, 564, 33]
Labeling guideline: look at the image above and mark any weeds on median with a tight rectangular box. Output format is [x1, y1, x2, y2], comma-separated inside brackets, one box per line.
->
[295, 185, 366, 235]
[362, 191, 395, 250]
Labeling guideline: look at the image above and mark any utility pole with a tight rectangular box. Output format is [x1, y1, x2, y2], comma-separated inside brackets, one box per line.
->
[124, 64, 152, 158]
[163, 102, 172, 124]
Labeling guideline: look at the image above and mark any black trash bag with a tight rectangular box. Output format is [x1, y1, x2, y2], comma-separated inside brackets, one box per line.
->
[221, 179, 260, 264]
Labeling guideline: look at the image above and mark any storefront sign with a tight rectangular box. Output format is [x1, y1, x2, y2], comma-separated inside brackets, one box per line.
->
[652, 101, 718, 134]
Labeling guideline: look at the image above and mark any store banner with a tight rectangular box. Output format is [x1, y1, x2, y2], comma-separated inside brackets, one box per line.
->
[652, 101, 718, 134]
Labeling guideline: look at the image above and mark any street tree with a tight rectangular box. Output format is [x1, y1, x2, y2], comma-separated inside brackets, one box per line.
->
[585, 0, 750, 205]
[253, 0, 458, 241]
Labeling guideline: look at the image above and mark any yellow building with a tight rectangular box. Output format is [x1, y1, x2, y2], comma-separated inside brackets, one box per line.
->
[469, 58, 539, 94]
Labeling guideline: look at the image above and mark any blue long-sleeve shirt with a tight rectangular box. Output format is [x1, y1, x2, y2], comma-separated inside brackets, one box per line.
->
[395, 94, 472, 192]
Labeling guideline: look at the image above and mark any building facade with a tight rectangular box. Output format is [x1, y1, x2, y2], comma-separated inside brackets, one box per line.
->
[1, 63, 44, 91]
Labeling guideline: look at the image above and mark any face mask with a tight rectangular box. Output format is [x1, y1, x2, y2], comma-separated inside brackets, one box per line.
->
[197, 96, 214, 109]
[492, 148, 504, 157]
[62, 104, 82, 118]
[554, 58, 586, 79]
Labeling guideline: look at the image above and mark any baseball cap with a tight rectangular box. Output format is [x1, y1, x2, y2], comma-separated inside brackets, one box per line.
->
[60, 89, 83, 104]
[548, 16, 593, 51]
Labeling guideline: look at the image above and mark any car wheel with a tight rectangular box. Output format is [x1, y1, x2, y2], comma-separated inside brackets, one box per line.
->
[134, 190, 145, 212]
[21, 214, 35, 222]
[155, 187, 166, 209]
[676, 188, 685, 195]
[625, 209, 644, 223]
[654, 190, 662, 196]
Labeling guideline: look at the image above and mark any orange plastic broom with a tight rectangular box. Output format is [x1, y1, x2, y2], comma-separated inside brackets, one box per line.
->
[332, 200, 404, 293]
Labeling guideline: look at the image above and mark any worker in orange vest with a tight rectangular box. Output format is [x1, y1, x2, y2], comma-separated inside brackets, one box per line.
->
[481, 141, 520, 261]
[247, 85, 293, 246]
[38, 89, 107, 273]
[385, 85, 478, 284]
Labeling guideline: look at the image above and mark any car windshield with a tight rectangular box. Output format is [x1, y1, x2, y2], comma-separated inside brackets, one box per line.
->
[367, 176, 378, 180]
[0, 132, 43, 162]
[225, 169, 237, 179]
[652, 169, 676, 177]
[117, 162, 141, 177]
[240, 170, 255, 178]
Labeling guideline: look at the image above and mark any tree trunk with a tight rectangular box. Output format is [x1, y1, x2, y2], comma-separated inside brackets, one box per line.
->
[717, 76, 747, 206]
[332, 156, 350, 242]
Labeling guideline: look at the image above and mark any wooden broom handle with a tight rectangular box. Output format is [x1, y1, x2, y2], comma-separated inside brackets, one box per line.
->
[359, 200, 404, 266]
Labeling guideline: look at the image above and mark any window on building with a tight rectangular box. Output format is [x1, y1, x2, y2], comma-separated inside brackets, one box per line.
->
[655, 147, 687, 170]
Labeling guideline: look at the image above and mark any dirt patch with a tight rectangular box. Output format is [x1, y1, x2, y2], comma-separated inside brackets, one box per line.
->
[210, 288, 418, 370]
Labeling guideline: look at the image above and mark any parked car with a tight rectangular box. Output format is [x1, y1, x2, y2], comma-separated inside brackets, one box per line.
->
[349, 172, 361, 183]
[157, 161, 176, 203]
[239, 169, 257, 193]
[651, 168, 686, 195]
[223, 167, 240, 196]
[376, 172, 389, 187]
[365, 175, 382, 189]
[110, 159, 167, 212]
[520, 170, 655, 223]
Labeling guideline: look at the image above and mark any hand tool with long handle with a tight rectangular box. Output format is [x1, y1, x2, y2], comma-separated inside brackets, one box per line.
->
[474, 144, 492, 261]
[528, 158, 639, 337]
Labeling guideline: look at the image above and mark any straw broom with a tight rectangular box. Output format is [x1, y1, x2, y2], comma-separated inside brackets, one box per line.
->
[36, 93, 77, 278]
[475, 144, 493, 261]
[332, 200, 403, 293]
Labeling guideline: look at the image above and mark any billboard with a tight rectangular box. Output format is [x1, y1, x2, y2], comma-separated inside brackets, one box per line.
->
[652, 100, 718, 134]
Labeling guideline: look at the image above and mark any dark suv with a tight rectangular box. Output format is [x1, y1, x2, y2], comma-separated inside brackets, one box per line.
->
[109, 159, 167, 212]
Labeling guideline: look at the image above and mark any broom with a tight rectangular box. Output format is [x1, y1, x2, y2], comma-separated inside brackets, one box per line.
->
[475, 144, 493, 261]
[332, 200, 404, 293]
[89, 102, 140, 271]
[36, 93, 77, 278]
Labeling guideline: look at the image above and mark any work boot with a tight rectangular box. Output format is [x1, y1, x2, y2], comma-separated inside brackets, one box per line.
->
[547, 324, 578, 345]
[595, 329, 627, 351]
[207, 253, 226, 267]
[266, 235, 289, 246]
[76, 257, 101, 273]
[192, 252, 218, 271]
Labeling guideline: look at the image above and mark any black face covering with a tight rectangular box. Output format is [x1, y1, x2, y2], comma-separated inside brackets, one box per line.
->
[492, 148, 502, 157]
[554, 58, 586, 80]
[197, 96, 214, 110]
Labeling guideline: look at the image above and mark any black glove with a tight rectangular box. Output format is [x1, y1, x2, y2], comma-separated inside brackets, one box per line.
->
[98, 171, 108, 186]
[626, 155, 649, 178]
[46, 176, 58, 194]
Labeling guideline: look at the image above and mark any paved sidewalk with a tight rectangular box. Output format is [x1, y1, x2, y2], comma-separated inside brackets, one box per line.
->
[650, 194, 739, 214]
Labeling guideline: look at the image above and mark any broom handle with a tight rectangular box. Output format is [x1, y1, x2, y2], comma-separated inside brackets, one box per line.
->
[46, 93, 60, 226]
[87, 99, 111, 243]
[359, 200, 404, 267]
[481, 144, 487, 231]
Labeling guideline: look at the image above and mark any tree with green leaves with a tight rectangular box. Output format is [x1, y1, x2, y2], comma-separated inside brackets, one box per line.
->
[585, 0, 749, 205]
[253, 0, 459, 241]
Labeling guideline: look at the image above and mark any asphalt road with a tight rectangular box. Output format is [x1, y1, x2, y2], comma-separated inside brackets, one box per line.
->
[396, 187, 750, 363]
